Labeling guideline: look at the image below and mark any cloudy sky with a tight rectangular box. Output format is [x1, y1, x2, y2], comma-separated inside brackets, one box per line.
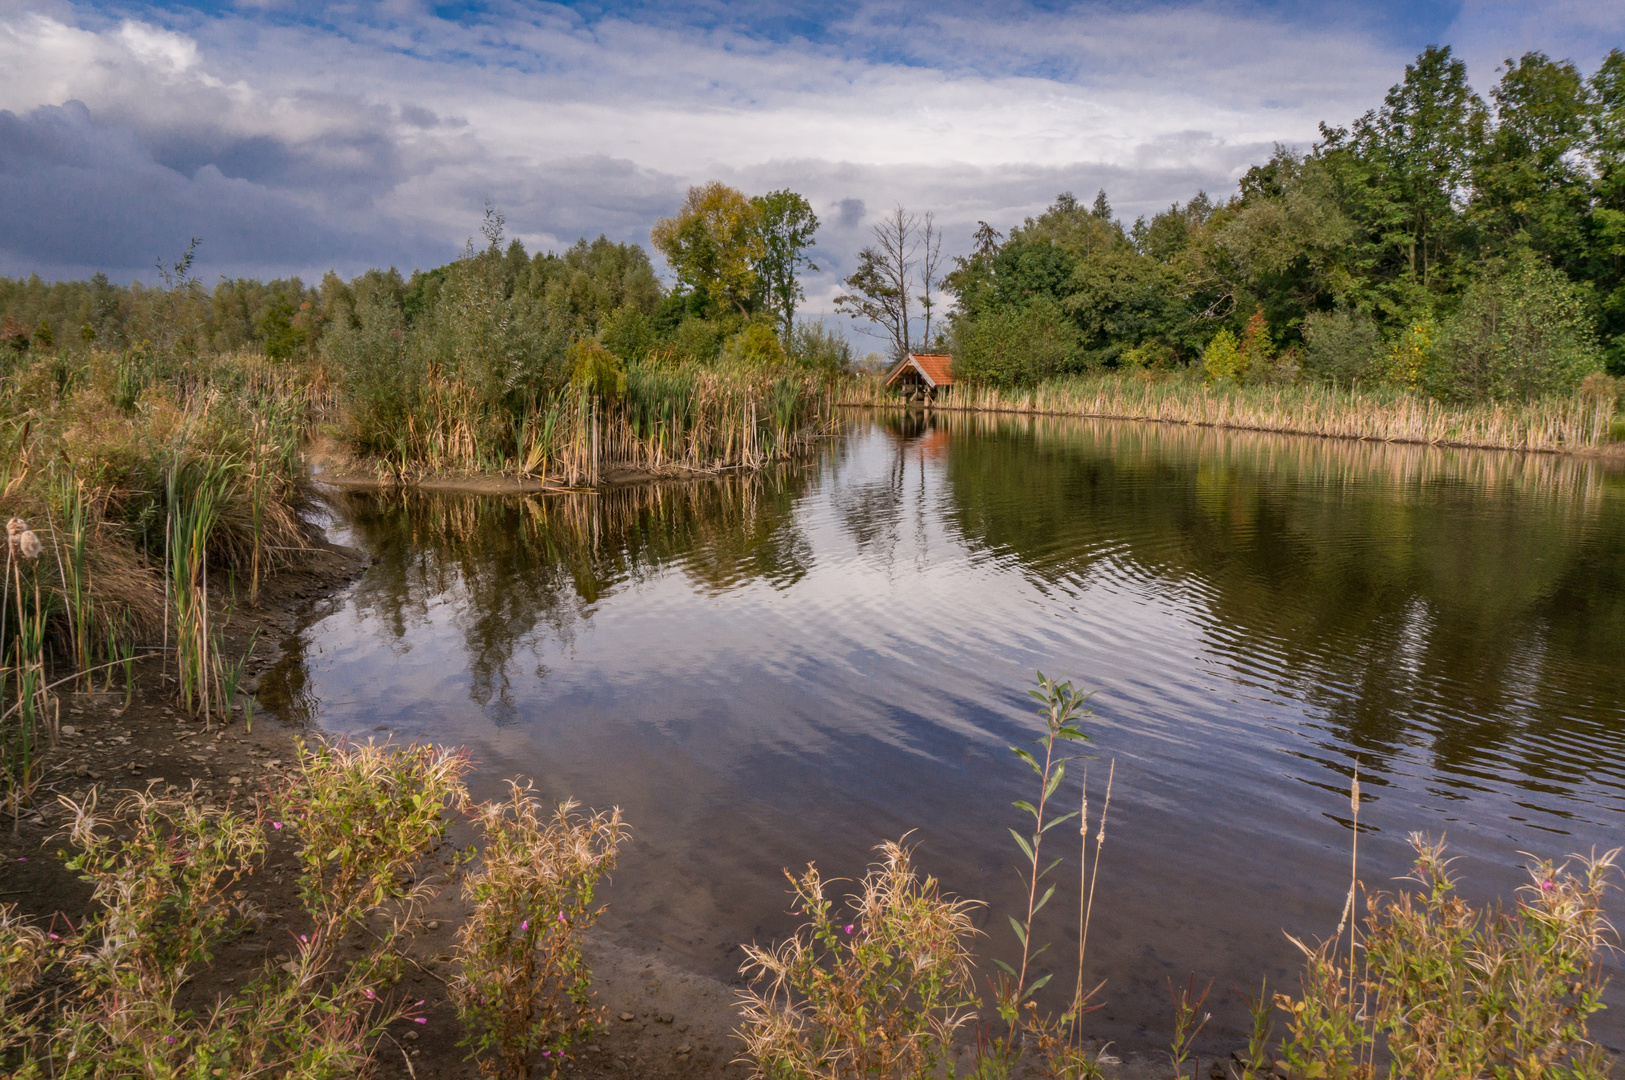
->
[2, 0, 1621, 311]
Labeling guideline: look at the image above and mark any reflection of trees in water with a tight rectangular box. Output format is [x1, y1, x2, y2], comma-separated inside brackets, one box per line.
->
[932, 411, 1625, 805]
[330, 473, 814, 722]
[830, 410, 943, 565]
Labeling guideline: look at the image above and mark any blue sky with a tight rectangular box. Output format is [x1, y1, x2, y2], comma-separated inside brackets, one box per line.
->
[2, 0, 1621, 311]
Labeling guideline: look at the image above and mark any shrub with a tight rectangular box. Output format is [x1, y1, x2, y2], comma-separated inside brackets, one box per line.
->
[598, 305, 657, 363]
[276, 738, 471, 931]
[787, 319, 854, 374]
[736, 839, 981, 1080]
[721, 321, 789, 368]
[450, 784, 628, 1079]
[1302, 307, 1382, 385]
[1432, 255, 1604, 401]
[1202, 327, 1244, 382]
[951, 297, 1082, 389]
[1276, 835, 1621, 1080]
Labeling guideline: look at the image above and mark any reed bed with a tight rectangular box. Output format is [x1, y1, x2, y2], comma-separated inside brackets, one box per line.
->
[0, 346, 317, 806]
[844, 370, 1619, 453]
[352, 363, 839, 485]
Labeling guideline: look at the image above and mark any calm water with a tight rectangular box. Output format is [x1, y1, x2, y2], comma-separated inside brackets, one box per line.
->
[269, 411, 1625, 1053]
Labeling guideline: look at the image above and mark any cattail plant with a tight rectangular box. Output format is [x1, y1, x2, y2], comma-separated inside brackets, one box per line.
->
[450, 783, 628, 1079]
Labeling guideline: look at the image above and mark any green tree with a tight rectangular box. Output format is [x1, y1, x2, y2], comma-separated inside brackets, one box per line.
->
[650, 182, 764, 315]
[950, 296, 1080, 388]
[1470, 52, 1595, 270]
[1335, 46, 1484, 296]
[1434, 254, 1603, 400]
[751, 190, 819, 344]
[1585, 49, 1625, 372]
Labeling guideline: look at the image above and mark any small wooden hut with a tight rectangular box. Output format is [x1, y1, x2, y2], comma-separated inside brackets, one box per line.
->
[883, 353, 955, 402]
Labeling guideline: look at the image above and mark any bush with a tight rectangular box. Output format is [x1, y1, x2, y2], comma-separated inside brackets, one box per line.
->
[1277, 836, 1620, 1080]
[1202, 327, 1243, 382]
[787, 320, 854, 374]
[1432, 255, 1604, 401]
[721, 321, 789, 368]
[951, 296, 1082, 389]
[598, 305, 656, 363]
[737, 840, 980, 1080]
[451, 784, 628, 1079]
[1303, 307, 1382, 385]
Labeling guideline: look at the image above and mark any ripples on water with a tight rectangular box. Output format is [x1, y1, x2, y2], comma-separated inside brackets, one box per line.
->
[267, 410, 1625, 1052]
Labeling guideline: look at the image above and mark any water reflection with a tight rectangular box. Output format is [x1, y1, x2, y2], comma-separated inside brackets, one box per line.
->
[267, 412, 1625, 1053]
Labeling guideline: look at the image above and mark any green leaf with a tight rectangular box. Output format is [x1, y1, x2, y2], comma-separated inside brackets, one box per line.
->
[1044, 760, 1067, 800]
[1012, 799, 1039, 820]
[1008, 829, 1034, 863]
[992, 958, 1018, 977]
[1025, 973, 1053, 997]
[1010, 747, 1042, 775]
[1042, 810, 1079, 834]
[1007, 916, 1028, 948]
[1032, 883, 1058, 916]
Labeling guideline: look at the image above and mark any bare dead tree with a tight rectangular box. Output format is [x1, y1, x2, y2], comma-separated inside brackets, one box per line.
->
[835, 206, 919, 361]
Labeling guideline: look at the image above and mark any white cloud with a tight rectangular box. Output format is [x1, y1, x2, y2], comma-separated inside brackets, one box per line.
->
[1, 0, 1589, 293]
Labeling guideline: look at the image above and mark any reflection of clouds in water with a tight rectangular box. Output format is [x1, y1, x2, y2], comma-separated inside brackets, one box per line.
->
[268, 413, 1625, 1051]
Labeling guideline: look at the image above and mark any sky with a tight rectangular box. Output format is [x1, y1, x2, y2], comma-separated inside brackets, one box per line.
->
[2, 0, 1623, 314]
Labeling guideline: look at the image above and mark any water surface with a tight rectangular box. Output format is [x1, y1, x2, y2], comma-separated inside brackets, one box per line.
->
[270, 411, 1625, 1052]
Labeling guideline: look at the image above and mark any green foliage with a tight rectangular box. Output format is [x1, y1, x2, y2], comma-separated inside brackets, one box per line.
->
[1275, 837, 1620, 1080]
[569, 339, 627, 404]
[787, 320, 854, 374]
[720, 321, 789, 368]
[1302, 307, 1383, 384]
[651, 182, 765, 314]
[951, 297, 1082, 389]
[450, 784, 627, 1079]
[752, 189, 820, 343]
[1432, 254, 1603, 400]
[736, 840, 981, 1080]
[1202, 327, 1244, 382]
[277, 738, 471, 928]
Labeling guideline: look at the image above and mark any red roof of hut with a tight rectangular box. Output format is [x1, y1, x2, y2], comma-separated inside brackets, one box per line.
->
[884, 353, 956, 388]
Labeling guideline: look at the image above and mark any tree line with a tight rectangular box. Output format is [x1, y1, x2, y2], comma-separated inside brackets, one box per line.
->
[835, 46, 1623, 402]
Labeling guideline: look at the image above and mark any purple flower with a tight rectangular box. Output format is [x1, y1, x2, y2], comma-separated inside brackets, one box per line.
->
[521, 920, 529, 931]
[844, 925, 854, 934]
[167, 1036, 177, 1045]
[1541, 878, 1555, 891]
[272, 822, 283, 830]
[48, 933, 58, 940]
[414, 1018, 427, 1025]
[557, 911, 566, 922]
[300, 934, 308, 943]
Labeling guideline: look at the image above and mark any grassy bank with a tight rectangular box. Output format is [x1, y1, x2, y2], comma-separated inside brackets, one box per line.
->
[843, 368, 1623, 453]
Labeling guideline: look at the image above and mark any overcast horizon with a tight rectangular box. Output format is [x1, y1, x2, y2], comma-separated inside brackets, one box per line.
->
[3, 0, 1622, 316]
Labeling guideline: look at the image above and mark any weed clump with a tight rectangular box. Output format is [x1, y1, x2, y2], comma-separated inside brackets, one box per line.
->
[736, 839, 981, 1080]
[450, 782, 628, 1078]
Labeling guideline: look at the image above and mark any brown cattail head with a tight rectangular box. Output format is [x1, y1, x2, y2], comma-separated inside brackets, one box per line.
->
[5, 517, 24, 541]
[17, 530, 41, 559]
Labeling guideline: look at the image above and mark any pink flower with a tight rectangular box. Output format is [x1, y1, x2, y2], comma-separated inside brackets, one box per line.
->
[521, 920, 529, 931]
[272, 822, 283, 830]
[16, 858, 24, 862]
[557, 911, 566, 922]
[414, 1018, 427, 1025]
[1541, 879, 1555, 891]
[167, 1036, 177, 1045]
[844, 925, 854, 934]
[363, 988, 375, 999]
[300, 935, 308, 943]
[48, 933, 58, 940]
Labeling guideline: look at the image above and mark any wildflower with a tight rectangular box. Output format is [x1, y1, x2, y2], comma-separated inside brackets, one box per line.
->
[363, 988, 375, 999]
[557, 911, 566, 922]
[414, 1018, 427, 1025]
[1541, 878, 1555, 891]
[272, 821, 283, 830]
[844, 924, 854, 934]
[300, 934, 308, 943]
[521, 920, 529, 931]
[167, 1036, 177, 1045]
[47, 933, 58, 940]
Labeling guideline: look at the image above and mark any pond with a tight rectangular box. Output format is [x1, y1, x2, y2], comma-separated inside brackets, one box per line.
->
[268, 410, 1625, 1054]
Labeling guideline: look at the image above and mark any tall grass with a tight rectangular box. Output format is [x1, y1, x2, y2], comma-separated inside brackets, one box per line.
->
[0, 345, 315, 799]
[345, 362, 839, 483]
[844, 369, 1618, 453]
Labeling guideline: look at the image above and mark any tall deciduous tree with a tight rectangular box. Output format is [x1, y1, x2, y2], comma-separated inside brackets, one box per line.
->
[650, 182, 764, 315]
[1339, 45, 1484, 292]
[751, 190, 820, 344]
